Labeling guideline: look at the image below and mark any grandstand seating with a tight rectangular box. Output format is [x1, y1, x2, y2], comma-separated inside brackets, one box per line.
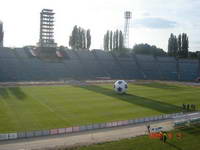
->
[156, 56, 178, 81]
[74, 50, 105, 78]
[0, 47, 200, 82]
[14, 48, 28, 58]
[0, 47, 16, 58]
[179, 59, 199, 81]
[112, 53, 142, 79]
[0, 58, 19, 81]
[136, 54, 161, 80]
[64, 50, 89, 79]
[93, 50, 124, 79]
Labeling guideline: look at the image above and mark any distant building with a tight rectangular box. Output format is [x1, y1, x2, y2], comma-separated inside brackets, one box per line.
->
[0, 21, 4, 47]
[38, 9, 57, 48]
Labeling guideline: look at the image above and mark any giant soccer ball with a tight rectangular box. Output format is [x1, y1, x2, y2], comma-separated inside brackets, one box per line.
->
[114, 80, 128, 94]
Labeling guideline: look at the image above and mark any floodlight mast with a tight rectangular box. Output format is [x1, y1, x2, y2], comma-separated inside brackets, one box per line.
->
[124, 11, 132, 48]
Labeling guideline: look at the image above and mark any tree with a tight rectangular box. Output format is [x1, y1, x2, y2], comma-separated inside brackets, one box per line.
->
[78, 27, 82, 49]
[168, 33, 178, 57]
[188, 51, 198, 59]
[113, 32, 116, 50]
[69, 25, 78, 49]
[110, 31, 113, 50]
[69, 26, 91, 50]
[103, 35, 107, 51]
[178, 34, 182, 53]
[181, 33, 189, 57]
[107, 31, 110, 50]
[103, 30, 110, 51]
[115, 30, 119, 50]
[69, 36, 73, 49]
[119, 31, 124, 50]
[86, 29, 91, 49]
[168, 33, 189, 58]
[173, 36, 178, 56]
[82, 29, 86, 49]
[133, 43, 167, 56]
[103, 29, 124, 52]
[168, 34, 173, 56]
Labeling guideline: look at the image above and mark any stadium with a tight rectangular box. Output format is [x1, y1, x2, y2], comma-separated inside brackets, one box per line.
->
[0, 46, 200, 150]
[0, 6, 200, 150]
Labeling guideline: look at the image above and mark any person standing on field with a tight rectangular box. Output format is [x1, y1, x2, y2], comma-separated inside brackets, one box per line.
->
[163, 132, 167, 143]
[159, 131, 163, 141]
[147, 124, 151, 134]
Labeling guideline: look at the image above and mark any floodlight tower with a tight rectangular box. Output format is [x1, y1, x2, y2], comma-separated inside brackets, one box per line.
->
[0, 21, 4, 47]
[124, 11, 132, 48]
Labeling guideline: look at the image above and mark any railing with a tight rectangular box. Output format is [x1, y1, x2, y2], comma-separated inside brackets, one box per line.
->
[173, 112, 200, 128]
[0, 112, 185, 141]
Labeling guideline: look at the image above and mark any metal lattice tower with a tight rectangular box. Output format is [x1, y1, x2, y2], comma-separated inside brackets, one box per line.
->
[0, 21, 3, 47]
[38, 9, 57, 47]
[124, 11, 132, 48]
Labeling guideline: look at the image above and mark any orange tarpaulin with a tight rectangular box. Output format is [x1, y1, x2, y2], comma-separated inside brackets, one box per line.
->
[168, 133, 173, 139]
[176, 133, 183, 139]
[149, 133, 162, 139]
[149, 132, 183, 140]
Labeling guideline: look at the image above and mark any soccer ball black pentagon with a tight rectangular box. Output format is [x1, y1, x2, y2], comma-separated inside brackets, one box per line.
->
[114, 80, 128, 94]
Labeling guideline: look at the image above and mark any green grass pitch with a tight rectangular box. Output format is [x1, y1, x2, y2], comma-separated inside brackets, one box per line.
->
[0, 82, 199, 133]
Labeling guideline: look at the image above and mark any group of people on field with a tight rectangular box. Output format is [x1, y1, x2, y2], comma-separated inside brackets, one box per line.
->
[159, 131, 168, 143]
[182, 103, 197, 111]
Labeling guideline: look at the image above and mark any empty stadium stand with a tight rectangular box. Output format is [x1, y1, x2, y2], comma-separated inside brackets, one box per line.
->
[156, 56, 178, 81]
[0, 47, 199, 82]
[178, 59, 199, 81]
[135, 54, 161, 80]
[92, 50, 124, 79]
[111, 53, 142, 79]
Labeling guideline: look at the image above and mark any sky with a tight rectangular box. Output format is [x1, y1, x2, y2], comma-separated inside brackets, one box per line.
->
[0, 0, 200, 52]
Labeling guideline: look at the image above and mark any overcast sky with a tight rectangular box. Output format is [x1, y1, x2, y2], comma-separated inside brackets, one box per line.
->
[0, 0, 200, 51]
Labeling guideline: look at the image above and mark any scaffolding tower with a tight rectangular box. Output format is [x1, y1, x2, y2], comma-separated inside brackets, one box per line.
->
[38, 9, 57, 47]
[124, 11, 132, 48]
